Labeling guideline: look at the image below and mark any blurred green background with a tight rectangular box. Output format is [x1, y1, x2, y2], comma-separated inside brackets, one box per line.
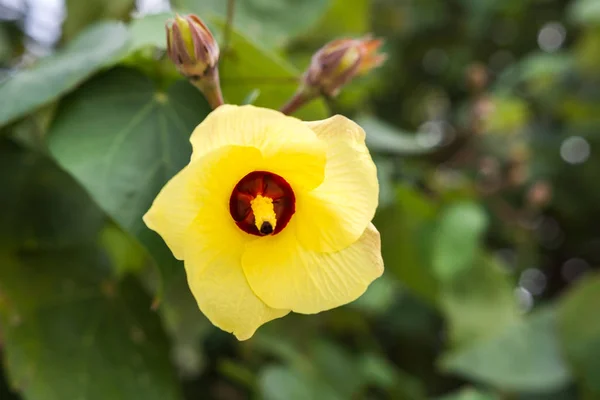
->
[1, 0, 600, 399]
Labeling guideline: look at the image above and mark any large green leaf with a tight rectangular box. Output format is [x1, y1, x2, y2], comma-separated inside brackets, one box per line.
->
[174, 0, 330, 48]
[557, 274, 600, 397]
[0, 22, 130, 128]
[47, 68, 211, 291]
[119, 13, 327, 119]
[0, 139, 182, 400]
[216, 20, 328, 120]
[432, 202, 488, 282]
[441, 308, 572, 392]
[62, 0, 135, 41]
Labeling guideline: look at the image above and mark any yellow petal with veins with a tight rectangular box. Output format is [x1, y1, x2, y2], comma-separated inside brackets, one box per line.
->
[242, 222, 383, 314]
[143, 145, 260, 259]
[190, 104, 326, 191]
[184, 214, 289, 340]
[295, 115, 379, 252]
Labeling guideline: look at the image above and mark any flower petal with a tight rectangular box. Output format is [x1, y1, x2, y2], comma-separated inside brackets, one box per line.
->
[184, 226, 289, 340]
[143, 145, 262, 259]
[241, 222, 384, 314]
[180, 146, 291, 339]
[296, 115, 379, 252]
[190, 104, 326, 191]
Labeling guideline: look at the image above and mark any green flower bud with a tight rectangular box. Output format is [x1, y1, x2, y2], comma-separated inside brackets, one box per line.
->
[166, 14, 223, 109]
[166, 14, 219, 79]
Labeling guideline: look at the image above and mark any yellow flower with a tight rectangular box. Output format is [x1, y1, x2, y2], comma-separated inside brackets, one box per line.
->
[143, 105, 383, 340]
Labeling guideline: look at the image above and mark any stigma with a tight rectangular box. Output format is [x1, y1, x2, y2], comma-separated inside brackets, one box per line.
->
[229, 171, 295, 236]
[251, 195, 277, 235]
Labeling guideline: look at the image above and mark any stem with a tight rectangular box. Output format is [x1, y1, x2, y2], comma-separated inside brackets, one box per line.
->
[280, 91, 314, 115]
[191, 69, 225, 109]
[224, 0, 236, 52]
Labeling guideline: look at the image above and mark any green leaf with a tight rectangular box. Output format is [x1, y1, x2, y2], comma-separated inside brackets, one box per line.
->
[433, 202, 517, 346]
[0, 22, 130, 128]
[159, 273, 212, 378]
[63, 0, 135, 41]
[437, 387, 500, 400]
[0, 139, 183, 400]
[312, 0, 370, 38]
[373, 185, 440, 305]
[432, 202, 488, 282]
[174, 0, 331, 48]
[118, 13, 328, 120]
[259, 366, 315, 400]
[556, 273, 600, 397]
[570, 0, 600, 26]
[309, 340, 364, 398]
[128, 12, 173, 53]
[47, 68, 211, 291]
[216, 20, 328, 120]
[355, 115, 436, 156]
[440, 255, 520, 345]
[258, 366, 340, 400]
[359, 353, 426, 400]
[441, 308, 572, 392]
[350, 274, 398, 315]
[0, 24, 15, 64]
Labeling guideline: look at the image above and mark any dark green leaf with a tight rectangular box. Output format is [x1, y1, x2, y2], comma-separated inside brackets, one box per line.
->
[441, 308, 572, 392]
[0, 22, 130, 127]
[47, 68, 211, 291]
[359, 353, 427, 400]
[557, 273, 600, 397]
[160, 273, 212, 377]
[310, 340, 364, 398]
[0, 139, 183, 400]
[373, 185, 440, 305]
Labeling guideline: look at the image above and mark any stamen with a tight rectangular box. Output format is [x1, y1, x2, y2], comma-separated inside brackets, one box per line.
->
[229, 171, 295, 236]
[251, 195, 277, 235]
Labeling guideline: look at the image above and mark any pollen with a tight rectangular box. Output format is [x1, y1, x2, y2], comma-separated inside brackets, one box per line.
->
[229, 171, 295, 236]
[251, 195, 277, 235]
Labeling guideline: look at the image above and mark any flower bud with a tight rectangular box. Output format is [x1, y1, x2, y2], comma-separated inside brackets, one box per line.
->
[303, 36, 387, 97]
[166, 14, 223, 109]
[166, 14, 219, 79]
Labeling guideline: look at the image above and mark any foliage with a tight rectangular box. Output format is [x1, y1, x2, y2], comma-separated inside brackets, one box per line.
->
[1, 0, 599, 399]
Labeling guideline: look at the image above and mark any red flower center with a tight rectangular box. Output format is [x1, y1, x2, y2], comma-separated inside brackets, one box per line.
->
[229, 171, 295, 236]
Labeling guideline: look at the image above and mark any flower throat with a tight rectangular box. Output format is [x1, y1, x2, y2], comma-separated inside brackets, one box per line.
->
[229, 171, 295, 236]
